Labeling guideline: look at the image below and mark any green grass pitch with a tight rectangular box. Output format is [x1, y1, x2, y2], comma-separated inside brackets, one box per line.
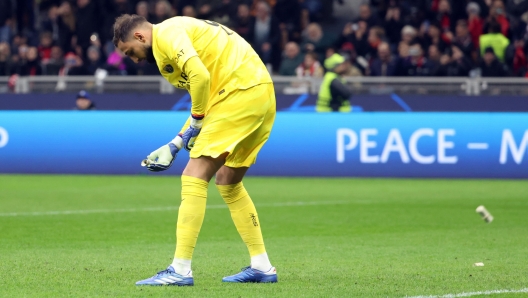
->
[0, 175, 527, 297]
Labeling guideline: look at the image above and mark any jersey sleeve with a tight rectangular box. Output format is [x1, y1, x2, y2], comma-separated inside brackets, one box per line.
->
[183, 56, 210, 117]
[155, 26, 198, 70]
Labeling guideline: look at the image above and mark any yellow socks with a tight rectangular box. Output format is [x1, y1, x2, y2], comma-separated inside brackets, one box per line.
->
[217, 182, 272, 271]
[172, 175, 208, 275]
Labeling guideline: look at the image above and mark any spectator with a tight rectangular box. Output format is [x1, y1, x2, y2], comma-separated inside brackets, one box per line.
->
[423, 44, 442, 76]
[422, 22, 448, 54]
[62, 51, 86, 75]
[467, 2, 483, 48]
[279, 41, 304, 76]
[233, 4, 252, 41]
[301, 0, 322, 22]
[11, 46, 42, 76]
[10, 34, 28, 55]
[436, 45, 472, 76]
[511, 39, 527, 76]
[247, 1, 281, 70]
[480, 46, 509, 77]
[337, 44, 367, 76]
[135, 1, 151, 20]
[366, 26, 385, 60]
[151, 0, 173, 24]
[400, 42, 429, 76]
[38, 31, 54, 64]
[101, 0, 133, 47]
[407, 4, 427, 29]
[58, 1, 76, 36]
[176, 0, 197, 15]
[43, 45, 64, 75]
[383, 0, 404, 45]
[210, 0, 238, 28]
[249, 0, 277, 15]
[316, 53, 352, 112]
[450, 45, 472, 77]
[295, 51, 323, 78]
[41, 5, 73, 53]
[355, 4, 379, 28]
[480, 20, 510, 62]
[0, 42, 12, 76]
[197, 0, 214, 19]
[106, 48, 127, 75]
[75, 90, 96, 110]
[300, 23, 335, 62]
[0, 0, 13, 43]
[26, 47, 43, 76]
[274, 0, 303, 42]
[401, 25, 417, 46]
[485, 0, 509, 37]
[75, 0, 99, 53]
[436, 0, 454, 40]
[3, 0, 527, 78]
[182, 5, 197, 18]
[452, 20, 475, 59]
[370, 42, 400, 76]
[338, 21, 369, 58]
[86, 45, 104, 75]
[15, 0, 35, 35]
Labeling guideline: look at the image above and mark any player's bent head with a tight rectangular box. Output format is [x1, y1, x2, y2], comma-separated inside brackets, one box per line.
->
[113, 14, 148, 47]
[113, 14, 155, 64]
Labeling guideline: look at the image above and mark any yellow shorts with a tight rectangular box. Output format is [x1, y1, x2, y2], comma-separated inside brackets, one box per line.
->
[190, 83, 276, 168]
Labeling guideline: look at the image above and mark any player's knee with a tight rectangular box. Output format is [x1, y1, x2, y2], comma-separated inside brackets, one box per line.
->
[214, 173, 229, 185]
[215, 166, 248, 185]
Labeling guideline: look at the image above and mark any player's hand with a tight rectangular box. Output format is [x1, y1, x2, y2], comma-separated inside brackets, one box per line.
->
[180, 115, 204, 151]
[142, 137, 183, 172]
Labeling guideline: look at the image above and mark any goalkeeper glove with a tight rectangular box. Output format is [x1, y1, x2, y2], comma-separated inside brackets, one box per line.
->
[144, 136, 183, 172]
[179, 115, 204, 151]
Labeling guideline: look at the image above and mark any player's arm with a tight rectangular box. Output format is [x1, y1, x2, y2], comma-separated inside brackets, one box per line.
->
[183, 56, 210, 120]
[141, 25, 209, 171]
[177, 56, 211, 150]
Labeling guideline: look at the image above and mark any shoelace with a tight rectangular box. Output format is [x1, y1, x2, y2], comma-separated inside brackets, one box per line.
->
[241, 266, 253, 273]
[156, 268, 173, 276]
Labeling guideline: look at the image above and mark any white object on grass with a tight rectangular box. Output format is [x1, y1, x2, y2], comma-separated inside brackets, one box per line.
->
[476, 205, 493, 223]
[474, 262, 484, 267]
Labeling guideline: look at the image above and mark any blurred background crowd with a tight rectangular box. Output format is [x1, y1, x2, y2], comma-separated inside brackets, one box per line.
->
[1, 0, 528, 79]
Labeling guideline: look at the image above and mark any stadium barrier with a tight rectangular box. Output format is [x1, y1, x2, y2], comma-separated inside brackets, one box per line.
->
[2, 93, 528, 112]
[0, 111, 526, 178]
[2, 76, 528, 96]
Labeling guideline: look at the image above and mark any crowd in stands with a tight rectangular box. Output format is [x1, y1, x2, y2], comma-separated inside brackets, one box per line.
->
[1, 0, 528, 79]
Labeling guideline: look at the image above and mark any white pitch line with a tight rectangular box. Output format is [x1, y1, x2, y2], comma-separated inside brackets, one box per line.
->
[0, 200, 351, 217]
[406, 288, 528, 298]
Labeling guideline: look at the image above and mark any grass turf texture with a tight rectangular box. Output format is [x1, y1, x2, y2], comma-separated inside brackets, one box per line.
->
[0, 175, 527, 298]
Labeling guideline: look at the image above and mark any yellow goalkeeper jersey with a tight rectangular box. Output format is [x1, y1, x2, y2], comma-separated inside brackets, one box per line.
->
[152, 17, 272, 116]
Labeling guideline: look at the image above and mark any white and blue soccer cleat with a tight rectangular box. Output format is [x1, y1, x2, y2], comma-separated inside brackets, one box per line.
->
[135, 266, 194, 286]
[222, 266, 277, 283]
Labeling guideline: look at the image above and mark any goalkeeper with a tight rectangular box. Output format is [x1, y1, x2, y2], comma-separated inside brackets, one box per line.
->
[113, 15, 277, 285]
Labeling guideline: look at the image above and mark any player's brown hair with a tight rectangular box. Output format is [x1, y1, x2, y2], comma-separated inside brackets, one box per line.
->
[112, 14, 148, 47]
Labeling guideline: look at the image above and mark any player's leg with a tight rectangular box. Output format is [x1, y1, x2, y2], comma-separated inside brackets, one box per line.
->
[170, 155, 226, 273]
[216, 166, 277, 283]
[217, 84, 277, 283]
[215, 166, 271, 270]
[136, 155, 226, 286]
